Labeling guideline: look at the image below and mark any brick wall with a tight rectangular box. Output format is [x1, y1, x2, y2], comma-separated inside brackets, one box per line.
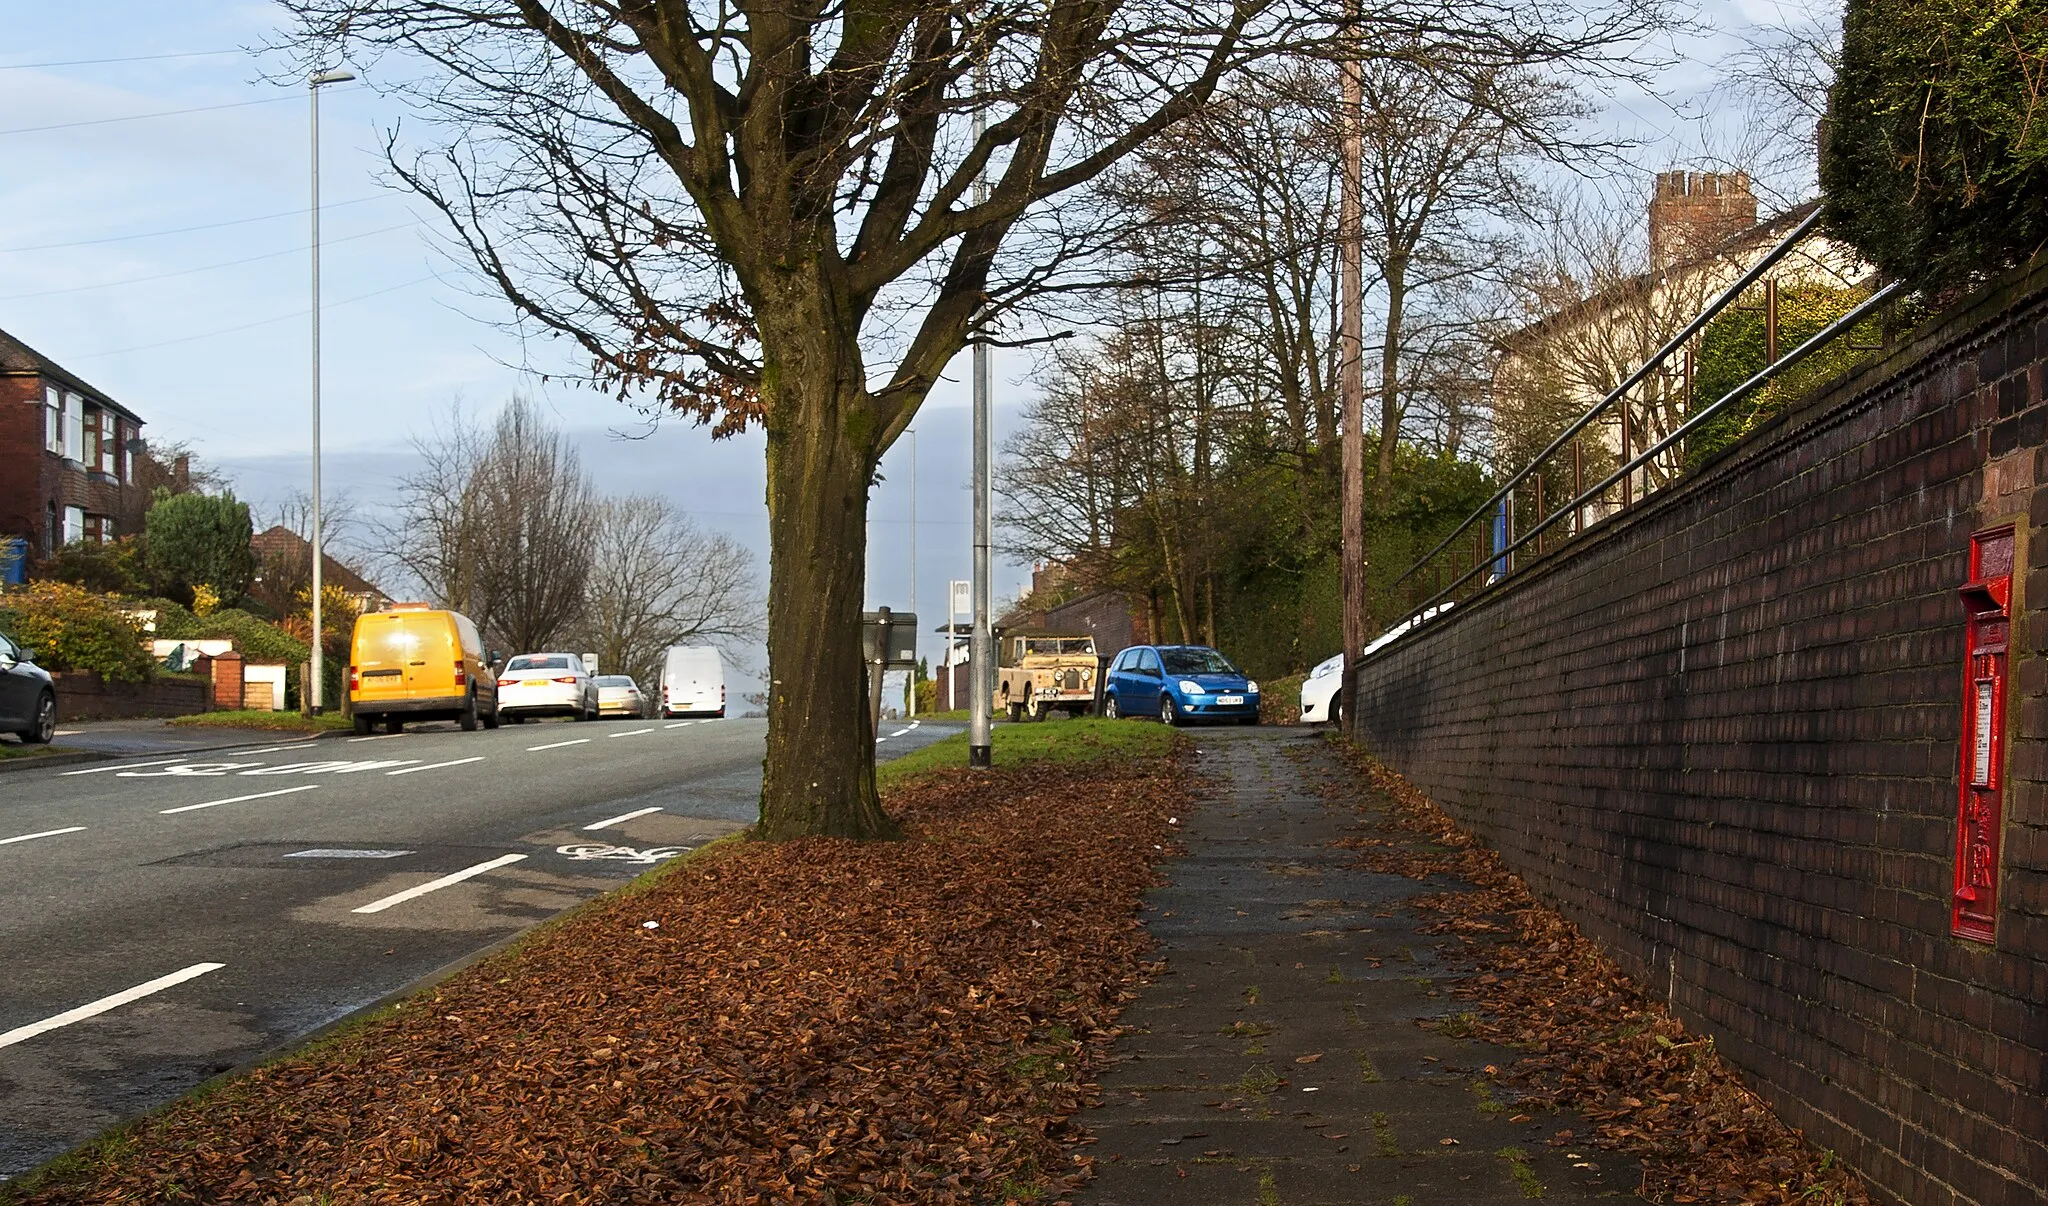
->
[1349, 257, 2048, 1204]
[48, 671, 209, 721]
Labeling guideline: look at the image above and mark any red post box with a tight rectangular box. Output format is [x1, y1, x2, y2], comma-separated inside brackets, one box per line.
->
[1954, 526, 2014, 943]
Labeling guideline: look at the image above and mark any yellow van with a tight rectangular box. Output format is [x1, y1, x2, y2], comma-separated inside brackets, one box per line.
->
[346, 604, 499, 735]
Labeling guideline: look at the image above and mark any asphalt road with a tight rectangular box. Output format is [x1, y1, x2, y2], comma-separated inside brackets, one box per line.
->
[0, 713, 960, 1178]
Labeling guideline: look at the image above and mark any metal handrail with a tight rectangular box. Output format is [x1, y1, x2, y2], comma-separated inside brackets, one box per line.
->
[1400, 277, 1903, 625]
[1391, 207, 1826, 590]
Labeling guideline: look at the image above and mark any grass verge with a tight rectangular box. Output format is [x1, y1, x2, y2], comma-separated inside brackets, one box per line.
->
[165, 710, 353, 733]
[0, 742, 67, 761]
[876, 714, 1175, 792]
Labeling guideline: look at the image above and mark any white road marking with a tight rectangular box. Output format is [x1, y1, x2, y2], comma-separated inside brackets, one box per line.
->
[160, 784, 321, 814]
[60, 757, 186, 776]
[608, 727, 655, 738]
[583, 806, 661, 830]
[527, 739, 589, 751]
[0, 962, 225, 1050]
[385, 756, 485, 776]
[52, 729, 79, 736]
[243, 743, 321, 755]
[0, 826, 86, 846]
[664, 721, 696, 729]
[351, 853, 529, 914]
[888, 726, 913, 737]
[347, 732, 409, 743]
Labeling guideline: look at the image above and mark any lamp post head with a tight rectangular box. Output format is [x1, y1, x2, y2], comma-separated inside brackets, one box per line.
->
[310, 68, 357, 87]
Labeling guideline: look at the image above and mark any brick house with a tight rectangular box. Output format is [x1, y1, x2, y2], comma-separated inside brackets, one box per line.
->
[248, 525, 391, 615]
[0, 327, 148, 572]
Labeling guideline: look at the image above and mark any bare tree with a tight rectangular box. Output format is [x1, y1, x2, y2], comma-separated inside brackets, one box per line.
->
[278, 0, 1668, 840]
[383, 398, 596, 653]
[568, 495, 760, 687]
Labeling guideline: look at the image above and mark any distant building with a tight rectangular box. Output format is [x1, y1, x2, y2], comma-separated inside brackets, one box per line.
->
[248, 524, 392, 615]
[1493, 171, 1874, 477]
[0, 327, 149, 573]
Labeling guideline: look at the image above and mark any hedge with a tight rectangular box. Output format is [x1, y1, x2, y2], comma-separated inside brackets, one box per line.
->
[0, 582, 155, 683]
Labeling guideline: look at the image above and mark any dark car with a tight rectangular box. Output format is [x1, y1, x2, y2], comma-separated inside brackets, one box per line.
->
[1101, 644, 1260, 726]
[0, 630, 56, 744]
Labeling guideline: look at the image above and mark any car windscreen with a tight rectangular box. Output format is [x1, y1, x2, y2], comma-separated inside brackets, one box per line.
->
[506, 655, 571, 671]
[1160, 648, 1237, 675]
[1026, 638, 1095, 656]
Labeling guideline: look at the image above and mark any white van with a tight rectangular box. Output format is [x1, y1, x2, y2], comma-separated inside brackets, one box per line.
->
[660, 645, 726, 718]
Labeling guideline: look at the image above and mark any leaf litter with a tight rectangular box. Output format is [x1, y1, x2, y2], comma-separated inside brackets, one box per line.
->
[1321, 739, 1871, 1206]
[12, 758, 1187, 1206]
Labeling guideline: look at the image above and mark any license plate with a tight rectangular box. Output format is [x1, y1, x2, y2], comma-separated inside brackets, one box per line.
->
[1217, 694, 1245, 705]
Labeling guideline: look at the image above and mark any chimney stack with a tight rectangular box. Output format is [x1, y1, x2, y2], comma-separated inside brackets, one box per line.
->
[1648, 171, 1757, 271]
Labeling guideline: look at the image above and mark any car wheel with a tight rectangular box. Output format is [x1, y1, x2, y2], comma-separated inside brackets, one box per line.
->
[1027, 694, 1046, 722]
[459, 690, 480, 732]
[1160, 695, 1180, 726]
[352, 713, 374, 736]
[483, 704, 501, 730]
[1005, 700, 1023, 723]
[1104, 694, 1120, 720]
[22, 691, 56, 744]
[384, 715, 405, 734]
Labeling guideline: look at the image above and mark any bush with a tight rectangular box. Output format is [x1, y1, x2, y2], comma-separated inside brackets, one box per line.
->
[1823, 0, 2048, 289]
[36, 536, 150, 595]
[144, 491, 256, 606]
[0, 581, 154, 683]
[148, 598, 311, 666]
[1684, 283, 1884, 465]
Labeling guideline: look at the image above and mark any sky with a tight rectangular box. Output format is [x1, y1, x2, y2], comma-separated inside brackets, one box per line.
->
[0, 1, 1826, 677]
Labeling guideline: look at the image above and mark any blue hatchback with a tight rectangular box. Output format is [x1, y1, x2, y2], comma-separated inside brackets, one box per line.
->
[1102, 644, 1260, 726]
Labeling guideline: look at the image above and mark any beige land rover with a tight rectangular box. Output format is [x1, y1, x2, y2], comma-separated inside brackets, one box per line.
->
[997, 631, 1102, 721]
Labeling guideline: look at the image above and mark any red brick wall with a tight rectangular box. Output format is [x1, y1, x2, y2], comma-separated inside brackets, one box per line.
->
[1349, 259, 2048, 1204]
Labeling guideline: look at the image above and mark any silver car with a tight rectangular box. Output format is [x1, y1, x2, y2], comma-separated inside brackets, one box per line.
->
[595, 675, 648, 719]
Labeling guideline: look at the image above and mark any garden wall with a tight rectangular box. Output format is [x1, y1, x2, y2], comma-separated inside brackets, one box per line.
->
[1349, 257, 2048, 1204]
[50, 671, 210, 721]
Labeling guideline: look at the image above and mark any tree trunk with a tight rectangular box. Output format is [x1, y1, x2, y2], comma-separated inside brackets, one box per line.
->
[756, 318, 900, 842]
[1375, 256, 1406, 495]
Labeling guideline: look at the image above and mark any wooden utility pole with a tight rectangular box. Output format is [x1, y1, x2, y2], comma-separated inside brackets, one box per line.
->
[1337, 0, 1367, 731]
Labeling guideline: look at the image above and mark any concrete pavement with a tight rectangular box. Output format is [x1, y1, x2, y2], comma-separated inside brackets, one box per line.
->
[1072, 727, 1637, 1204]
[0, 714, 959, 1178]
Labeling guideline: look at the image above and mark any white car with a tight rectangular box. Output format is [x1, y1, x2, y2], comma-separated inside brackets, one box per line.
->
[1298, 602, 1455, 725]
[1299, 652, 1344, 724]
[496, 652, 598, 723]
[595, 675, 648, 719]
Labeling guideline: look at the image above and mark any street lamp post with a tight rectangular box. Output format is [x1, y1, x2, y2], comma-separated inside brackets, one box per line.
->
[308, 67, 354, 714]
[907, 427, 917, 719]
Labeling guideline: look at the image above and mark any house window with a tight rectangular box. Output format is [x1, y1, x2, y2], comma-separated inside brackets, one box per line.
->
[83, 407, 101, 472]
[46, 502, 58, 554]
[97, 414, 117, 476]
[43, 387, 62, 454]
[83, 514, 109, 544]
[63, 393, 84, 462]
[63, 505, 84, 546]
[115, 421, 131, 481]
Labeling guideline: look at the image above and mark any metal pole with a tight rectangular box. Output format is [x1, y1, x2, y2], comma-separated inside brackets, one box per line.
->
[306, 68, 353, 714]
[309, 78, 326, 714]
[1337, 0, 1366, 724]
[907, 429, 917, 719]
[968, 100, 994, 768]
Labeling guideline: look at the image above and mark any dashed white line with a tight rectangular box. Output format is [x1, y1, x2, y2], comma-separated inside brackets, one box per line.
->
[583, 806, 662, 830]
[160, 784, 320, 815]
[664, 721, 696, 729]
[385, 756, 485, 776]
[888, 726, 913, 738]
[243, 743, 321, 755]
[0, 825, 86, 846]
[608, 727, 655, 738]
[347, 732, 409, 743]
[60, 757, 186, 776]
[526, 739, 590, 751]
[351, 853, 529, 914]
[0, 963, 225, 1050]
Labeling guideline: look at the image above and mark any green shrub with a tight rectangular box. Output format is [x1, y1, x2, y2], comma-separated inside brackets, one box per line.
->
[0, 581, 154, 683]
[145, 598, 310, 667]
[144, 491, 256, 605]
[36, 536, 150, 595]
[1684, 283, 1884, 465]
[1823, 0, 2048, 289]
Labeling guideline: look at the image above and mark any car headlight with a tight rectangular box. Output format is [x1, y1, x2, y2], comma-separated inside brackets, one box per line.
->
[1178, 680, 1201, 694]
[1248, 681, 1259, 693]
